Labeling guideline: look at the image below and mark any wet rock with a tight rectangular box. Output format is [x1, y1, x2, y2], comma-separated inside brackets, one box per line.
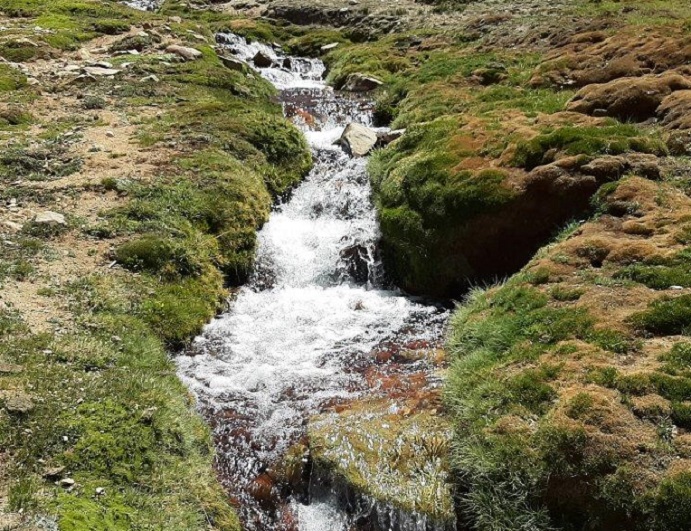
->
[249, 473, 276, 509]
[220, 55, 248, 72]
[5, 393, 34, 414]
[340, 244, 370, 283]
[252, 51, 273, 68]
[567, 73, 691, 121]
[337, 123, 377, 157]
[282, 57, 292, 69]
[342, 73, 383, 92]
[166, 44, 203, 61]
[376, 128, 405, 147]
[34, 211, 66, 226]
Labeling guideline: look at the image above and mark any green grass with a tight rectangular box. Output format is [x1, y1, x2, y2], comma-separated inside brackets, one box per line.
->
[445, 277, 691, 530]
[629, 295, 691, 336]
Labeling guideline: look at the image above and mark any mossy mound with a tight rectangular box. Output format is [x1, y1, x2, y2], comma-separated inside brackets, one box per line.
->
[445, 177, 691, 530]
[309, 398, 455, 526]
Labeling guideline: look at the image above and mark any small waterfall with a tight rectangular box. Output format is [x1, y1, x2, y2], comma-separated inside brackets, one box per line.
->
[177, 33, 450, 530]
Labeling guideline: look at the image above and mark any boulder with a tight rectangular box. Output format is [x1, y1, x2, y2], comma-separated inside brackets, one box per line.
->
[567, 73, 691, 122]
[165, 44, 203, 61]
[220, 55, 248, 72]
[34, 211, 66, 226]
[342, 73, 384, 92]
[337, 123, 378, 157]
[252, 51, 273, 68]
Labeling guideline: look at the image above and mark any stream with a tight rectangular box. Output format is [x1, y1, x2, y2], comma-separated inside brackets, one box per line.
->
[176, 34, 449, 530]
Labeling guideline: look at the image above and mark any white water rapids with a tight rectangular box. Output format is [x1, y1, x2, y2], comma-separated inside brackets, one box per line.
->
[176, 34, 448, 530]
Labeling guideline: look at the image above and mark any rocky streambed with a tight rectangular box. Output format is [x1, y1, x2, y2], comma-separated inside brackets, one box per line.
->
[176, 33, 456, 531]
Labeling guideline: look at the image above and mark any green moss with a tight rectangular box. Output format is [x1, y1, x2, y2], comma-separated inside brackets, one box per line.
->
[629, 295, 691, 336]
[551, 286, 585, 301]
[648, 472, 691, 531]
[0, 288, 240, 529]
[512, 124, 668, 170]
[115, 235, 204, 279]
[615, 250, 691, 290]
[140, 273, 225, 347]
[0, 64, 28, 91]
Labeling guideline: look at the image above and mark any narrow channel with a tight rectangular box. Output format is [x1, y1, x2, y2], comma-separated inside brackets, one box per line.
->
[176, 34, 448, 530]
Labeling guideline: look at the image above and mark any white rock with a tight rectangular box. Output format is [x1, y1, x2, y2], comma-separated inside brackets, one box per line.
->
[342, 72, 383, 92]
[320, 42, 339, 52]
[34, 211, 66, 226]
[83, 66, 121, 76]
[166, 44, 203, 61]
[337, 123, 378, 157]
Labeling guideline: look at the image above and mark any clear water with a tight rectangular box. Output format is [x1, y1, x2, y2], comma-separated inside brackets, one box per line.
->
[176, 33, 448, 530]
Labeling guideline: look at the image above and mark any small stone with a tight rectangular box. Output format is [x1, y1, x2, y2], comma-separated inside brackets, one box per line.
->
[83, 67, 121, 77]
[43, 466, 66, 480]
[95, 487, 105, 496]
[219, 55, 248, 72]
[140, 74, 160, 83]
[342, 72, 383, 92]
[320, 43, 339, 53]
[5, 393, 34, 414]
[34, 211, 66, 226]
[87, 60, 113, 69]
[106, 131, 115, 138]
[59, 478, 75, 488]
[166, 44, 203, 61]
[169, 16, 182, 24]
[670, 285, 684, 290]
[376, 128, 405, 147]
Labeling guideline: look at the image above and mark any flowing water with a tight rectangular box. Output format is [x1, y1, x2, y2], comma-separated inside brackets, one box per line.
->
[177, 33, 449, 530]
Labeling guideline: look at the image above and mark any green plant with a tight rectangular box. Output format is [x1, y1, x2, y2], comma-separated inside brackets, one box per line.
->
[629, 295, 691, 336]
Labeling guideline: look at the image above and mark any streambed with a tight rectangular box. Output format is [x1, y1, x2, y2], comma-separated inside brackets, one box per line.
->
[177, 34, 450, 530]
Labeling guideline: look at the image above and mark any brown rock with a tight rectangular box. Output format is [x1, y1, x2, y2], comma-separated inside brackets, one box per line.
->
[252, 51, 273, 68]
